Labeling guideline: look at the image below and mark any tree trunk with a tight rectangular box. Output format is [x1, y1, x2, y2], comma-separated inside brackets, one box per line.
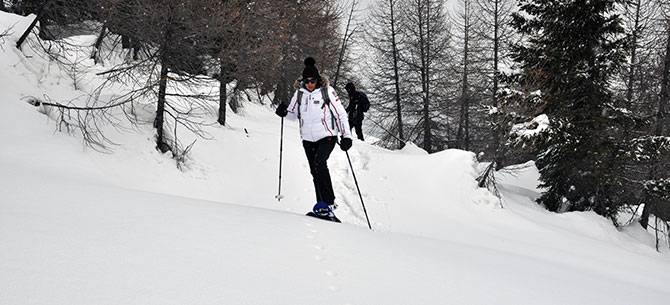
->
[132, 39, 140, 60]
[155, 62, 170, 153]
[456, 94, 470, 150]
[425, 1, 432, 152]
[625, 0, 642, 105]
[218, 77, 227, 126]
[333, 0, 357, 89]
[122, 35, 132, 48]
[492, 0, 505, 170]
[16, 0, 54, 49]
[275, 80, 288, 106]
[456, 0, 471, 151]
[417, 1, 431, 152]
[640, 201, 652, 229]
[91, 24, 107, 62]
[230, 94, 239, 113]
[222, 67, 228, 126]
[658, 22, 670, 137]
[492, 0, 499, 109]
[37, 13, 51, 40]
[218, 58, 230, 126]
[390, 0, 404, 148]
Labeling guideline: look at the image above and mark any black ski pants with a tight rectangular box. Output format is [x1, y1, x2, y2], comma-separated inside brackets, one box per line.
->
[303, 136, 336, 206]
[348, 112, 364, 141]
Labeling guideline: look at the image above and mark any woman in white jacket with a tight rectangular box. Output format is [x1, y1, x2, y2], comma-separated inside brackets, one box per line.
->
[275, 57, 353, 219]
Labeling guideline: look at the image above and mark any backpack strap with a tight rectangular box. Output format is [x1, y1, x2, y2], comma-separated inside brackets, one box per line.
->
[296, 88, 327, 120]
[297, 87, 341, 134]
[296, 90, 303, 121]
[320, 87, 330, 108]
[320, 87, 340, 133]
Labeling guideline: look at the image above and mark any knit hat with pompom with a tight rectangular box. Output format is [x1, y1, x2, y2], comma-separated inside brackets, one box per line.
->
[302, 57, 320, 80]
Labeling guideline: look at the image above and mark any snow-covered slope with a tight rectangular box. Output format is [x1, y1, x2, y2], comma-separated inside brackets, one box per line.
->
[1, 12, 669, 305]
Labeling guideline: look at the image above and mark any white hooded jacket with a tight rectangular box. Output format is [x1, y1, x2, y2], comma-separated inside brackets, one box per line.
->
[285, 80, 352, 142]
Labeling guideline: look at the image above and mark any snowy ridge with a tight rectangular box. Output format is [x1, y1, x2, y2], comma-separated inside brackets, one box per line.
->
[1, 12, 669, 305]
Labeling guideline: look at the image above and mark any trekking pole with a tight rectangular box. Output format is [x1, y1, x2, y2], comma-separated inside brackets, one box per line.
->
[326, 101, 371, 229]
[275, 117, 285, 202]
[344, 150, 372, 230]
[368, 118, 407, 147]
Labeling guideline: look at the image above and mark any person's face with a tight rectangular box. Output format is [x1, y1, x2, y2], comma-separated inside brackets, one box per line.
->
[305, 77, 317, 92]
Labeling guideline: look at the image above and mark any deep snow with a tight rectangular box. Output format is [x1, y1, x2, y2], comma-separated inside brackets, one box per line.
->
[1, 11, 669, 305]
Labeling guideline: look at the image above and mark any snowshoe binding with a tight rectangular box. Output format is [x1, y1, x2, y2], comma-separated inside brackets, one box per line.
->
[306, 201, 341, 223]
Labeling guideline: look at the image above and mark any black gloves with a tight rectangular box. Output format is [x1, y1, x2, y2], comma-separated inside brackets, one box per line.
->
[275, 103, 288, 117]
[340, 137, 352, 151]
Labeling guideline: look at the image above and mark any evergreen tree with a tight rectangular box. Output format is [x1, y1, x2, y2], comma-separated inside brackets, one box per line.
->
[639, 13, 670, 229]
[510, 0, 629, 221]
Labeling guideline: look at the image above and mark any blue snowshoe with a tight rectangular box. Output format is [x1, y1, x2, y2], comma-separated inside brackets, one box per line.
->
[306, 201, 341, 223]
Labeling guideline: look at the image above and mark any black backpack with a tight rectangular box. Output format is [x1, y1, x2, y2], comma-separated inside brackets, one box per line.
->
[359, 92, 370, 112]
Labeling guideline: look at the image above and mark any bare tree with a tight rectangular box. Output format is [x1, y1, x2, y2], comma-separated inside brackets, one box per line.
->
[272, 0, 341, 107]
[401, 0, 451, 152]
[13, 0, 346, 166]
[621, 0, 662, 106]
[89, 0, 224, 155]
[366, 0, 407, 149]
[209, 0, 262, 126]
[332, 0, 361, 89]
[451, 0, 479, 151]
[474, 0, 516, 168]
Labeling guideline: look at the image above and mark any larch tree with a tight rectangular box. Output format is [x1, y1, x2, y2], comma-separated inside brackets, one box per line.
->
[400, 0, 451, 152]
[366, 0, 408, 149]
[272, 0, 341, 108]
[474, 0, 517, 168]
[98, 0, 224, 154]
[450, 0, 489, 152]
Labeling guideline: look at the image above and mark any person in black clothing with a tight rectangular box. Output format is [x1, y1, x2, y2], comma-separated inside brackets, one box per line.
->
[344, 82, 368, 141]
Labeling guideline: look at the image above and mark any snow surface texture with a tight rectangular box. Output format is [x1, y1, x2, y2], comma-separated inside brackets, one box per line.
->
[1, 12, 669, 305]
